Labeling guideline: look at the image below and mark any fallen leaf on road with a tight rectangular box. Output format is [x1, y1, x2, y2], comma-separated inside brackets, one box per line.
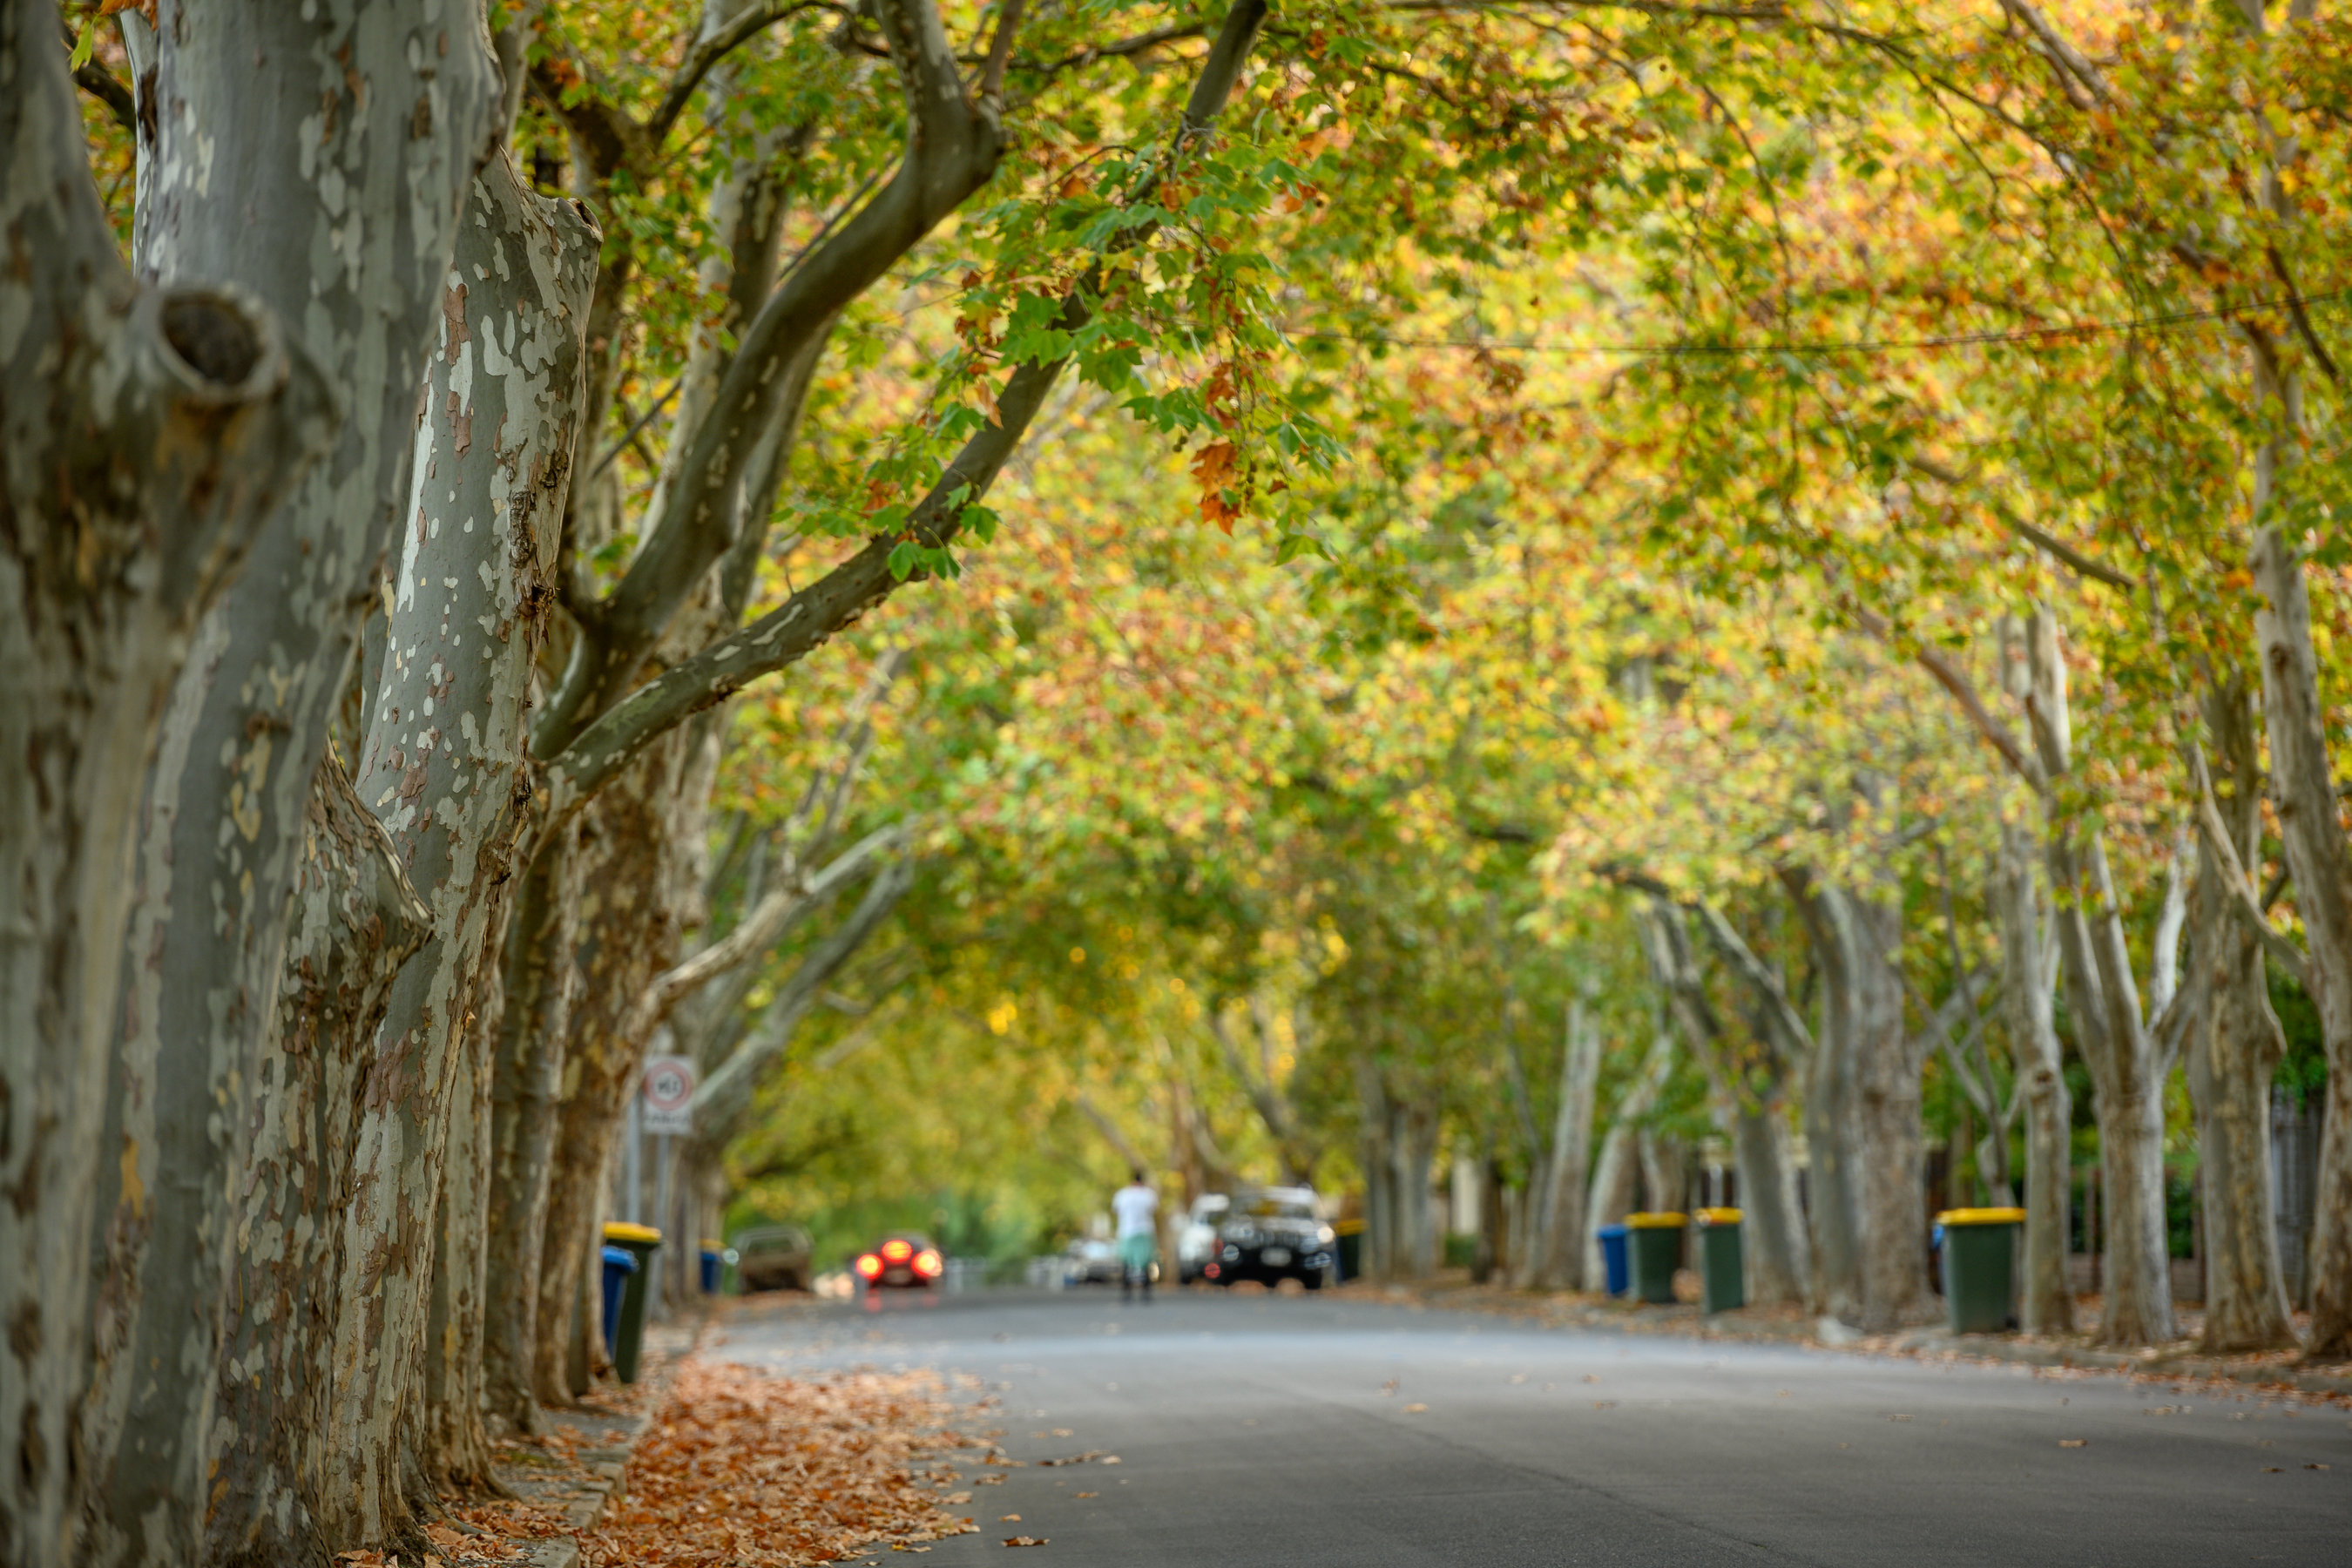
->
[1582, 1375, 1598, 1384]
[1888, 1415, 1911, 1423]
[2264, 1466, 2284, 1472]
[1074, 1492, 1097, 1498]
[1592, 1402, 1615, 1410]
[1402, 1403, 1429, 1414]
[1037, 1452, 1103, 1467]
[1000, 1515, 1021, 1522]
[945, 1493, 971, 1504]
[1099, 1456, 1121, 1465]
[2058, 1439, 2086, 1449]
[2308, 1463, 2329, 1471]
[1003, 1538, 1049, 1548]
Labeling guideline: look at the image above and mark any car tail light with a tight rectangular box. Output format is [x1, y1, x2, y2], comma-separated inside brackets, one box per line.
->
[882, 1239, 913, 1263]
[855, 1254, 883, 1280]
[1204, 1262, 1220, 1280]
[914, 1249, 943, 1277]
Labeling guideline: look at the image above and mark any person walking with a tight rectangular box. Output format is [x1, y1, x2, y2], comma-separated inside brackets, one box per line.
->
[1112, 1170, 1159, 1301]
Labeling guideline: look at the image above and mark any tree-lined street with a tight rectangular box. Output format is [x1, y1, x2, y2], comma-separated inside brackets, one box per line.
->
[723, 1291, 2349, 1567]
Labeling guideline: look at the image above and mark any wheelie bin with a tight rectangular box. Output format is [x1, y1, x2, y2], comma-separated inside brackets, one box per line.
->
[1598, 1224, 1631, 1296]
[1936, 1207, 2024, 1333]
[601, 1221, 662, 1383]
[1695, 1207, 1744, 1313]
[598, 1245, 637, 1355]
[1626, 1212, 1686, 1305]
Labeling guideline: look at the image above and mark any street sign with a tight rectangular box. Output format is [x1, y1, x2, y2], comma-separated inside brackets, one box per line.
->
[641, 1054, 696, 1135]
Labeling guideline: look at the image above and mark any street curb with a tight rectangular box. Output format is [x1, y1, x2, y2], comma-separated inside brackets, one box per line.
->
[1348, 1282, 2352, 1402]
[513, 1314, 706, 1566]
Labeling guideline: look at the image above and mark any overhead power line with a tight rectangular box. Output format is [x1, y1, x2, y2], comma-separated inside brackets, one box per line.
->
[1294, 289, 2351, 359]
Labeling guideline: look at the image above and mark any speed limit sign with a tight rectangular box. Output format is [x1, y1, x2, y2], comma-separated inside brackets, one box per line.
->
[640, 1054, 696, 1134]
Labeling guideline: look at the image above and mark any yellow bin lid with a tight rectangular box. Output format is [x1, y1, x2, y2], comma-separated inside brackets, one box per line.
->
[604, 1221, 663, 1244]
[1936, 1207, 2025, 1226]
[1694, 1207, 1743, 1226]
[1625, 1211, 1686, 1229]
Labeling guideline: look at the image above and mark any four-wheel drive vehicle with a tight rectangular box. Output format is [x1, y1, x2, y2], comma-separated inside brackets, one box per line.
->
[1176, 1193, 1230, 1283]
[855, 1233, 943, 1289]
[1202, 1186, 1335, 1289]
[732, 1223, 814, 1292]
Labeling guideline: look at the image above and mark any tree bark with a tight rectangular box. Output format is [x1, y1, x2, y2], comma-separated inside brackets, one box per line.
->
[1847, 865, 1931, 1333]
[2250, 470, 2352, 1358]
[1, 3, 335, 1559]
[1526, 999, 1602, 1289]
[2184, 678, 2296, 1352]
[300, 152, 596, 1549]
[201, 756, 430, 1568]
[1585, 1031, 1673, 1287]
[2019, 610, 2177, 1346]
[80, 6, 497, 1560]
[1783, 871, 1868, 1324]
[1995, 817, 2075, 1335]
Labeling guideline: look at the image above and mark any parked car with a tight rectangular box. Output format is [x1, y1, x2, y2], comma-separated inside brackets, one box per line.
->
[854, 1233, 944, 1290]
[732, 1223, 814, 1292]
[1176, 1193, 1230, 1283]
[1202, 1186, 1335, 1289]
[1060, 1236, 1123, 1287]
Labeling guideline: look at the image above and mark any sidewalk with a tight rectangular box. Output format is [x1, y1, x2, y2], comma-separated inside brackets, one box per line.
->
[1334, 1276, 2352, 1403]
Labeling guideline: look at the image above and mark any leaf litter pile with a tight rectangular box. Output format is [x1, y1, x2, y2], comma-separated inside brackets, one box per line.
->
[584, 1360, 989, 1565]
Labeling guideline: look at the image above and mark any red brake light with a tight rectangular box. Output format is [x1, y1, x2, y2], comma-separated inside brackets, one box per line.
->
[855, 1253, 883, 1279]
[882, 1239, 913, 1262]
[914, 1249, 943, 1277]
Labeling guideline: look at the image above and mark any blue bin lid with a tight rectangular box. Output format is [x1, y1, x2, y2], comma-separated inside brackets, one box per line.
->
[1597, 1224, 1629, 1238]
[600, 1245, 639, 1272]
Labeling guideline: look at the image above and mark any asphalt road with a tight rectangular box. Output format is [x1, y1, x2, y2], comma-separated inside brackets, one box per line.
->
[715, 1287, 2349, 1566]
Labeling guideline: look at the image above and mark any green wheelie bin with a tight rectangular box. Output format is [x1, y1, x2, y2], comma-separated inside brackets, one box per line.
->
[1695, 1207, 1744, 1314]
[1936, 1206, 2023, 1334]
[1626, 1212, 1686, 1305]
[602, 1220, 663, 1383]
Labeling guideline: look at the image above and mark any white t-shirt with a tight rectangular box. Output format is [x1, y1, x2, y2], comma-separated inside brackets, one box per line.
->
[1112, 1183, 1158, 1239]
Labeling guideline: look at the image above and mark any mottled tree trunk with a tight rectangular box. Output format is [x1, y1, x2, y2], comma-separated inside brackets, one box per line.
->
[2251, 496, 2352, 1357]
[0, 3, 335, 1559]
[301, 156, 596, 1550]
[202, 759, 430, 1567]
[1527, 1001, 1602, 1289]
[526, 736, 706, 1402]
[1996, 819, 2075, 1335]
[482, 843, 583, 1430]
[2180, 676, 2294, 1351]
[1585, 1031, 1673, 1288]
[1354, 1055, 1396, 1281]
[1848, 875, 1930, 1332]
[1785, 874, 1867, 1324]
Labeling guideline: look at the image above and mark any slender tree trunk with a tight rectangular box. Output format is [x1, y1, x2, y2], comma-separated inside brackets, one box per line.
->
[1849, 872, 1930, 1332]
[1585, 1031, 1673, 1287]
[483, 842, 584, 1430]
[2251, 510, 2352, 1356]
[1997, 819, 2076, 1335]
[1528, 1000, 1603, 1288]
[527, 736, 707, 1402]
[1355, 1055, 1396, 1281]
[1, 6, 335, 1557]
[1786, 874, 1867, 1324]
[2183, 677, 2298, 1350]
[1731, 1087, 1809, 1308]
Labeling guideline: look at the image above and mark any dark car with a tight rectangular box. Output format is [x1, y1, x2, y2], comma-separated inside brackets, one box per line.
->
[732, 1223, 814, 1292]
[854, 1233, 943, 1290]
[1202, 1186, 1335, 1289]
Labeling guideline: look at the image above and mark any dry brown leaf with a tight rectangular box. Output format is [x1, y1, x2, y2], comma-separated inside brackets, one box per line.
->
[1402, 1403, 1429, 1414]
[1003, 1537, 1049, 1548]
[2058, 1439, 2086, 1449]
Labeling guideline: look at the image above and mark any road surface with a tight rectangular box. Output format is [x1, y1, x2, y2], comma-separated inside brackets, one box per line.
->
[714, 1287, 2348, 1565]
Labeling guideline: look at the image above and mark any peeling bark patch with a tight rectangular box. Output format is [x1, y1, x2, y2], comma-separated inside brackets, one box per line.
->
[447, 390, 471, 456]
[443, 281, 470, 363]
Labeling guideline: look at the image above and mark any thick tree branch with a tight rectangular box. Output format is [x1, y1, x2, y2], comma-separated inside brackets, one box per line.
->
[689, 856, 916, 1144]
[2189, 741, 2315, 993]
[538, 0, 1006, 753]
[650, 1, 838, 145]
[537, 0, 1269, 818]
[1855, 608, 2042, 787]
[1904, 456, 2134, 589]
[1690, 900, 1816, 1059]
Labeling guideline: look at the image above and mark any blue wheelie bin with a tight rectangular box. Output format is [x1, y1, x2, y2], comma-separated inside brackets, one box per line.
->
[598, 1245, 638, 1355]
[1598, 1224, 1631, 1296]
